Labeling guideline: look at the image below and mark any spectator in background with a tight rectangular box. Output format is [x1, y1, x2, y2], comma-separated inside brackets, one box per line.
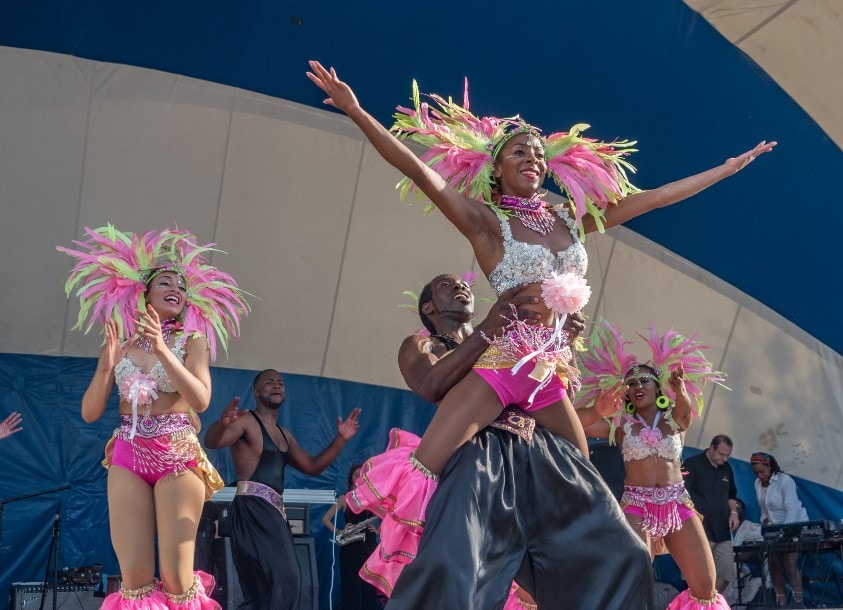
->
[722, 498, 764, 605]
[0, 411, 23, 440]
[683, 434, 739, 592]
[752, 452, 808, 608]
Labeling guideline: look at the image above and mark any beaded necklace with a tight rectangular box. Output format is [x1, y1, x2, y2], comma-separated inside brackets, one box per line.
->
[498, 195, 556, 236]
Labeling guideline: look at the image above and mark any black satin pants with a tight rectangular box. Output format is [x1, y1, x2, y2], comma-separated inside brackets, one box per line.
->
[231, 495, 301, 610]
[386, 427, 656, 610]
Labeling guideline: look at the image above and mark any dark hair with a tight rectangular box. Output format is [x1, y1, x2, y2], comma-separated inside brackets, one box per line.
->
[710, 434, 733, 449]
[253, 369, 281, 390]
[347, 463, 363, 491]
[418, 278, 437, 334]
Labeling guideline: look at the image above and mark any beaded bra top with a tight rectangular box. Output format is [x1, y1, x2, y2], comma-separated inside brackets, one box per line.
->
[620, 415, 683, 462]
[114, 339, 187, 399]
[488, 204, 588, 296]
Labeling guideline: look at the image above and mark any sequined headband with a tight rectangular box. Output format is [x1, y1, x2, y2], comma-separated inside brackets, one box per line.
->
[490, 119, 543, 160]
[623, 364, 661, 383]
[143, 266, 187, 290]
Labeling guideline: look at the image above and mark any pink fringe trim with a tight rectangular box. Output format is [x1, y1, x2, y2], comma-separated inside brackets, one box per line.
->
[667, 589, 730, 609]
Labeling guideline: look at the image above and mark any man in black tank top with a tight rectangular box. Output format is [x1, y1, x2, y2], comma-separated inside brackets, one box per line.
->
[205, 369, 361, 609]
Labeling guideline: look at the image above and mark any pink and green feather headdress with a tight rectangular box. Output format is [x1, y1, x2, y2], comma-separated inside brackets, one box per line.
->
[58, 225, 250, 361]
[391, 79, 640, 235]
[576, 319, 727, 441]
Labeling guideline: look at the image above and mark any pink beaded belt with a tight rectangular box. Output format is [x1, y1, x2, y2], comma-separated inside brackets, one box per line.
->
[622, 482, 689, 505]
[116, 413, 192, 439]
[236, 480, 286, 519]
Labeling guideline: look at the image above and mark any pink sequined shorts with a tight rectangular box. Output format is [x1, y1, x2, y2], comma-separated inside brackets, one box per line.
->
[108, 414, 200, 487]
[473, 318, 576, 412]
[473, 366, 568, 412]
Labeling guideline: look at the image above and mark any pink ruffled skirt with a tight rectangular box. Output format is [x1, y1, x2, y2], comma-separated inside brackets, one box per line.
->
[345, 429, 438, 597]
[101, 571, 219, 610]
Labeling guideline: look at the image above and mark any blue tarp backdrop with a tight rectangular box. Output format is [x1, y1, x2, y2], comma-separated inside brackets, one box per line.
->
[2, 353, 843, 608]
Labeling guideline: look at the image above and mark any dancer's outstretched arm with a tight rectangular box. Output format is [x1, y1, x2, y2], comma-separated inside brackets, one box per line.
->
[306, 61, 493, 243]
[666, 363, 694, 432]
[587, 140, 776, 233]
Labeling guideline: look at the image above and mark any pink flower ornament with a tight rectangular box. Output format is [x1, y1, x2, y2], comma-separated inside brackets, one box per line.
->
[541, 273, 591, 315]
[639, 427, 663, 447]
[120, 372, 158, 407]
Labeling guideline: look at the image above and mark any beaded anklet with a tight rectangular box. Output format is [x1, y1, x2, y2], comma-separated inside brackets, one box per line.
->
[409, 451, 440, 481]
[120, 579, 159, 600]
[164, 575, 200, 604]
[688, 592, 718, 606]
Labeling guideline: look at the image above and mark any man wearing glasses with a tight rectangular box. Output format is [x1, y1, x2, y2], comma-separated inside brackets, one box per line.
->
[683, 434, 739, 593]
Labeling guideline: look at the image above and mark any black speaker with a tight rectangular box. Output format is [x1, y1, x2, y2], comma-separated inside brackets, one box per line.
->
[205, 537, 318, 610]
[9, 583, 100, 610]
[293, 537, 318, 610]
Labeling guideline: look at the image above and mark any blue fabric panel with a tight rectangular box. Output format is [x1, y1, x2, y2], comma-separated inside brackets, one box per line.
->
[0, 0, 841, 353]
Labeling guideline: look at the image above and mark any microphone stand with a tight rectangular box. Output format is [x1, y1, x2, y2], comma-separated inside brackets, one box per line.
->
[0, 485, 71, 610]
[39, 499, 62, 610]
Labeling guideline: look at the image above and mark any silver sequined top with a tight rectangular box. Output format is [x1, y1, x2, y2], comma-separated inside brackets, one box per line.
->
[114, 339, 187, 398]
[488, 204, 588, 296]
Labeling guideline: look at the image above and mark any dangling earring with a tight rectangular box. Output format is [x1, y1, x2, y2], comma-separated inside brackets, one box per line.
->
[656, 395, 670, 410]
[624, 401, 635, 415]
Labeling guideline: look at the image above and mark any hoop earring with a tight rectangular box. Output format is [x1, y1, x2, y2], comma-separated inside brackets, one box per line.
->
[623, 401, 635, 415]
[656, 395, 670, 410]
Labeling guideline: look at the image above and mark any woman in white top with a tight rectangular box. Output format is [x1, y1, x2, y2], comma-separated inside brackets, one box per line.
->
[751, 452, 808, 607]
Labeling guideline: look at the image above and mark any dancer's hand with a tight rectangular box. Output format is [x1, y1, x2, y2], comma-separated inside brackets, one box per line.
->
[306, 61, 361, 115]
[99, 319, 132, 372]
[478, 284, 541, 338]
[595, 388, 624, 417]
[563, 311, 586, 339]
[667, 363, 685, 392]
[724, 140, 776, 174]
[136, 305, 166, 354]
[0, 411, 23, 439]
[218, 397, 246, 427]
[337, 407, 362, 440]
